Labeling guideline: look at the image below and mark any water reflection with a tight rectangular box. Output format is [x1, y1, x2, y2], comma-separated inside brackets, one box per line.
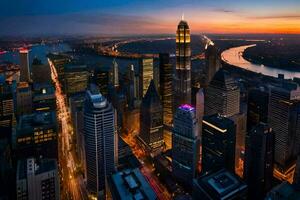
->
[221, 45, 300, 79]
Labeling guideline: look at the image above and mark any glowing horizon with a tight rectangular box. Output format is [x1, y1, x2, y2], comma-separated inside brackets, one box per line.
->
[0, 0, 299, 36]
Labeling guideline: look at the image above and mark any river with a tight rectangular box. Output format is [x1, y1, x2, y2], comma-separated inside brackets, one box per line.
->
[221, 44, 300, 79]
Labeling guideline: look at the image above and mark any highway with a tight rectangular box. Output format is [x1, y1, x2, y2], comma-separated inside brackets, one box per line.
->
[49, 58, 88, 200]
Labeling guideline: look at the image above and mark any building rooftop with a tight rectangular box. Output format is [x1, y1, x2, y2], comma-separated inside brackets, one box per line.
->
[17, 112, 56, 136]
[17, 158, 57, 181]
[203, 114, 234, 133]
[194, 169, 247, 199]
[111, 168, 157, 200]
[266, 182, 300, 200]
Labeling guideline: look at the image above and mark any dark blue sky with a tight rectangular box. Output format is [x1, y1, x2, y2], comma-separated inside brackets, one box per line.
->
[0, 0, 299, 36]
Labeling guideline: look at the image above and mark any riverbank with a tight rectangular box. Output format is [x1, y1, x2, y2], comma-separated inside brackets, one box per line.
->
[221, 45, 300, 79]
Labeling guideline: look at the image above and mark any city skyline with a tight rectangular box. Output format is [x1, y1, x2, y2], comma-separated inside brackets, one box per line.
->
[0, 0, 300, 36]
[1, 2, 300, 199]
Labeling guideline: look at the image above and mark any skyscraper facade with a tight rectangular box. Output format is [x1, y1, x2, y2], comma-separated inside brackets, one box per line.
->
[16, 158, 60, 200]
[205, 69, 240, 117]
[159, 53, 173, 125]
[172, 104, 200, 186]
[244, 123, 274, 199]
[139, 58, 154, 98]
[196, 88, 204, 135]
[139, 80, 164, 155]
[204, 44, 222, 87]
[83, 85, 117, 198]
[16, 82, 32, 116]
[268, 82, 300, 176]
[19, 48, 31, 83]
[202, 114, 236, 174]
[63, 64, 89, 97]
[247, 87, 269, 131]
[174, 19, 191, 111]
[110, 59, 119, 88]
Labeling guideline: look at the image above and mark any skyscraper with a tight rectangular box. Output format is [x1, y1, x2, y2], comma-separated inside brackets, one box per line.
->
[244, 123, 274, 199]
[139, 58, 154, 98]
[93, 69, 109, 97]
[204, 44, 222, 87]
[19, 48, 31, 82]
[16, 82, 32, 116]
[139, 80, 164, 155]
[16, 158, 60, 200]
[172, 104, 200, 186]
[268, 82, 300, 178]
[174, 18, 191, 111]
[110, 59, 119, 88]
[247, 87, 269, 131]
[124, 64, 135, 109]
[196, 88, 204, 135]
[204, 69, 240, 117]
[63, 64, 89, 97]
[202, 114, 236, 174]
[83, 84, 118, 198]
[159, 53, 173, 125]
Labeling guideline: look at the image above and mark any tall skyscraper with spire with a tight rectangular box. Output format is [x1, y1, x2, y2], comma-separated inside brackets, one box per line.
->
[174, 17, 191, 111]
[110, 59, 119, 88]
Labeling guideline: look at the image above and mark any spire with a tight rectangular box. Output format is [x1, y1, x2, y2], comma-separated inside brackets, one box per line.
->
[181, 13, 185, 21]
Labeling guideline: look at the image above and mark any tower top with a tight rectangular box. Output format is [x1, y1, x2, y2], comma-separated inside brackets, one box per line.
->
[181, 13, 184, 21]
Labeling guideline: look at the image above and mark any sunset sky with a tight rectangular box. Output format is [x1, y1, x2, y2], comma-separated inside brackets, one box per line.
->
[0, 0, 299, 36]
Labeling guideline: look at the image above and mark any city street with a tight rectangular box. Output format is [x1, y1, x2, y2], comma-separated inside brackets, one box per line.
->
[49, 58, 88, 200]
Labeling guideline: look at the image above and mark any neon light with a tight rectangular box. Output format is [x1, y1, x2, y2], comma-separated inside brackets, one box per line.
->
[179, 104, 194, 111]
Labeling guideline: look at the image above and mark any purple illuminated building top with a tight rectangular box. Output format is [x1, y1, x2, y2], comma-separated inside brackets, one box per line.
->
[179, 104, 195, 111]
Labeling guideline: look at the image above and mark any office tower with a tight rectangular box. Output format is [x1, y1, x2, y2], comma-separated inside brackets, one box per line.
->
[153, 62, 160, 92]
[192, 169, 247, 200]
[69, 92, 85, 165]
[110, 59, 119, 88]
[31, 58, 51, 84]
[247, 87, 269, 131]
[124, 64, 135, 110]
[16, 158, 59, 200]
[0, 130, 14, 200]
[14, 112, 57, 159]
[244, 123, 274, 199]
[172, 104, 200, 186]
[110, 168, 157, 200]
[139, 80, 164, 155]
[266, 182, 300, 200]
[47, 53, 71, 83]
[63, 64, 89, 97]
[139, 58, 153, 98]
[19, 48, 31, 82]
[0, 84, 14, 117]
[196, 88, 204, 135]
[159, 53, 173, 125]
[204, 44, 222, 87]
[93, 69, 109, 97]
[294, 152, 300, 190]
[268, 82, 300, 178]
[16, 82, 32, 116]
[202, 114, 236, 173]
[84, 85, 118, 198]
[32, 83, 56, 112]
[205, 69, 240, 117]
[174, 18, 191, 110]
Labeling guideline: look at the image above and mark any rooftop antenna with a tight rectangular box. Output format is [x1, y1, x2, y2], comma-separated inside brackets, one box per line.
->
[181, 13, 185, 21]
